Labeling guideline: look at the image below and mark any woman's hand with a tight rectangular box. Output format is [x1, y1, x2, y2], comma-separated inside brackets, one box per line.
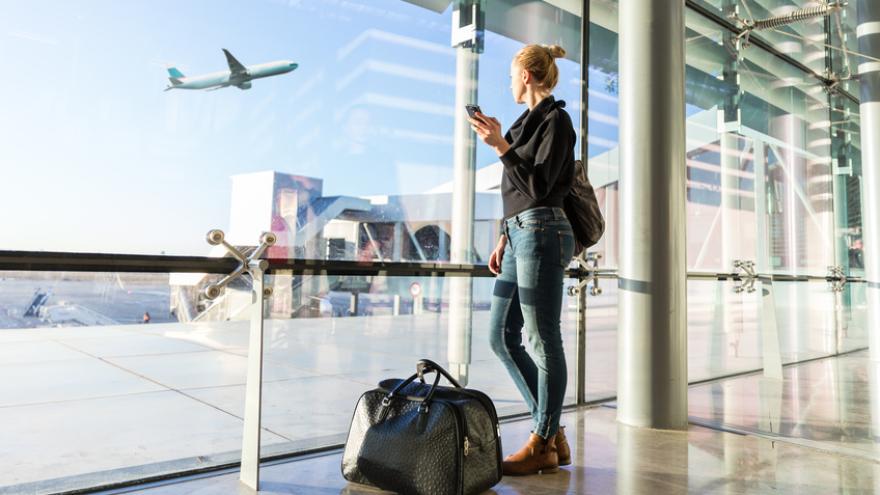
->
[468, 112, 510, 156]
[488, 235, 507, 275]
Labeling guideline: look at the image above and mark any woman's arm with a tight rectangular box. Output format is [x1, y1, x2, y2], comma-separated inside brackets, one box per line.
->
[499, 116, 572, 201]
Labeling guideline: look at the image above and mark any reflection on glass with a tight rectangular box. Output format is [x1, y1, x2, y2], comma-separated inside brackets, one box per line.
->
[0, 271, 174, 328]
[587, 3, 838, 275]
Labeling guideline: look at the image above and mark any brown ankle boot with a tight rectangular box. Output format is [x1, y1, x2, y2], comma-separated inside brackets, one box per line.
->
[502, 433, 559, 476]
[555, 426, 571, 466]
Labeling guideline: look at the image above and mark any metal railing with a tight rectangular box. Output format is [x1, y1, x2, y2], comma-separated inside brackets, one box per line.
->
[2, 249, 861, 281]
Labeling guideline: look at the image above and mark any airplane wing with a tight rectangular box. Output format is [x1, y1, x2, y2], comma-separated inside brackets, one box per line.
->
[222, 49, 248, 76]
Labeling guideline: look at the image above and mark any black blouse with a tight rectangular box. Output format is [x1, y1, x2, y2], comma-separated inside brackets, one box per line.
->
[499, 95, 576, 221]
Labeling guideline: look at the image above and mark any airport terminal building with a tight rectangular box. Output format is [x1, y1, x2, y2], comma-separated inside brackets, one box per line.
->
[2, 0, 880, 494]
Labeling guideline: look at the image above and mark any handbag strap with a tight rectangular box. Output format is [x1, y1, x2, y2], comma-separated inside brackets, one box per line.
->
[385, 370, 441, 403]
[416, 359, 463, 388]
[384, 359, 463, 413]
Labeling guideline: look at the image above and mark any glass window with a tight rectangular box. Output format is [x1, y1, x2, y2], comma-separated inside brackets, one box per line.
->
[588, 1, 836, 275]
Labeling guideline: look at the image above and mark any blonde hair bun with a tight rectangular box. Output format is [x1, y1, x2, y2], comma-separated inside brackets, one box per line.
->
[546, 45, 566, 59]
[514, 44, 564, 90]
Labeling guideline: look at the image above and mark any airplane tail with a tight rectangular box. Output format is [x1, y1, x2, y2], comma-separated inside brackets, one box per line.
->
[165, 67, 185, 91]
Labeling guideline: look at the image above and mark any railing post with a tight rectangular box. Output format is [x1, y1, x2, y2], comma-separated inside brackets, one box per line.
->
[570, 252, 601, 405]
[575, 271, 588, 406]
[202, 229, 276, 492]
[240, 259, 267, 491]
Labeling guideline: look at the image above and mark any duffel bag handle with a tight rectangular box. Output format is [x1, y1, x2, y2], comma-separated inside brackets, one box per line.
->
[384, 369, 442, 407]
[417, 359, 463, 413]
[416, 359, 462, 388]
[383, 359, 463, 414]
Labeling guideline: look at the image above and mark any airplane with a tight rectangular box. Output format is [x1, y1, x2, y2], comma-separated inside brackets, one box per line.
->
[164, 49, 298, 91]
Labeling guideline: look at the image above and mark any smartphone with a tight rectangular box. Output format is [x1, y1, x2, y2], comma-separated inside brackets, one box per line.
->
[465, 104, 482, 119]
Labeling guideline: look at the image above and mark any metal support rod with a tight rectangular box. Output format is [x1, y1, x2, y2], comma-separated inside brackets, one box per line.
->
[569, 252, 602, 405]
[734, 1, 846, 52]
[580, 0, 590, 169]
[447, 0, 482, 385]
[240, 259, 267, 491]
[760, 277, 784, 380]
[575, 282, 587, 405]
[618, 0, 688, 429]
[574, 0, 591, 409]
[199, 229, 276, 492]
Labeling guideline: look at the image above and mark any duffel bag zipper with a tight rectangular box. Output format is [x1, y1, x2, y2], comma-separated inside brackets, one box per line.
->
[446, 402, 470, 456]
[438, 401, 467, 495]
[451, 389, 503, 479]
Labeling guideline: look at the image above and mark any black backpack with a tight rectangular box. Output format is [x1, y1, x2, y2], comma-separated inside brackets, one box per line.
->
[563, 160, 605, 254]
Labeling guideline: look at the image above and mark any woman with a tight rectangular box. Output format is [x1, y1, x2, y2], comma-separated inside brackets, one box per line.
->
[468, 44, 576, 476]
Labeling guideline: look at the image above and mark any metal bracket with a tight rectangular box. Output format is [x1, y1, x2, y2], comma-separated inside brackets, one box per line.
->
[731, 2, 846, 53]
[451, 0, 484, 51]
[568, 252, 603, 297]
[827, 265, 846, 293]
[203, 230, 277, 492]
[204, 229, 277, 300]
[732, 260, 758, 294]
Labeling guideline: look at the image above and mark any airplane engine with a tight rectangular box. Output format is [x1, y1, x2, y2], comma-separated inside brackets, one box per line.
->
[237, 81, 252, 90]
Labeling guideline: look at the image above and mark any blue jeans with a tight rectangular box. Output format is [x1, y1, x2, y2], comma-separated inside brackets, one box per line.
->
[489, 206, 575, 439]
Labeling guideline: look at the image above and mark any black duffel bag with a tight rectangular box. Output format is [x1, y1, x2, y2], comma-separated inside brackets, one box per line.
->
[341, 359, 503, 495]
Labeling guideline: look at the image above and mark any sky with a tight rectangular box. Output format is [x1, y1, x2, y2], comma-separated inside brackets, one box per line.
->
[0, 0, 606, 255]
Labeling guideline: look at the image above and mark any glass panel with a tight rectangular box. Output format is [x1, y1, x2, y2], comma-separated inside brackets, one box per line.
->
[687, 279, 762, 382]
[831, 0, 861, 98]
[0, 0, 585, 262]
[0, 271, 238, 493]
[0, 268, 589, 493]
[587, 0, 621, 268]
[830, 93, 863, 278]
[1, 1, 455, 258]
[588, 3, 835, 274]
[774, 280, 841, 362]
[840, 281, 869, 353]
[255, 271, 587, 454]
[582, 277, 619, 401]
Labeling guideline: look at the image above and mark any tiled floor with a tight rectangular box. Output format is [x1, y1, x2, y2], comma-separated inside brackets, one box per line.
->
[688, 352, 880, 462]
[115, 405, 880, 495]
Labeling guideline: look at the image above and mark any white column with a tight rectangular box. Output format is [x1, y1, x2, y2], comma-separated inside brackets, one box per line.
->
[617, 0, 688, 429]
[858, 0, 880, 361]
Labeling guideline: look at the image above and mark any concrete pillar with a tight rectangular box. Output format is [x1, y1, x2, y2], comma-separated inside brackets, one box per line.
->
[617, 0, 688, 429]
[858, 0, 880, 361]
